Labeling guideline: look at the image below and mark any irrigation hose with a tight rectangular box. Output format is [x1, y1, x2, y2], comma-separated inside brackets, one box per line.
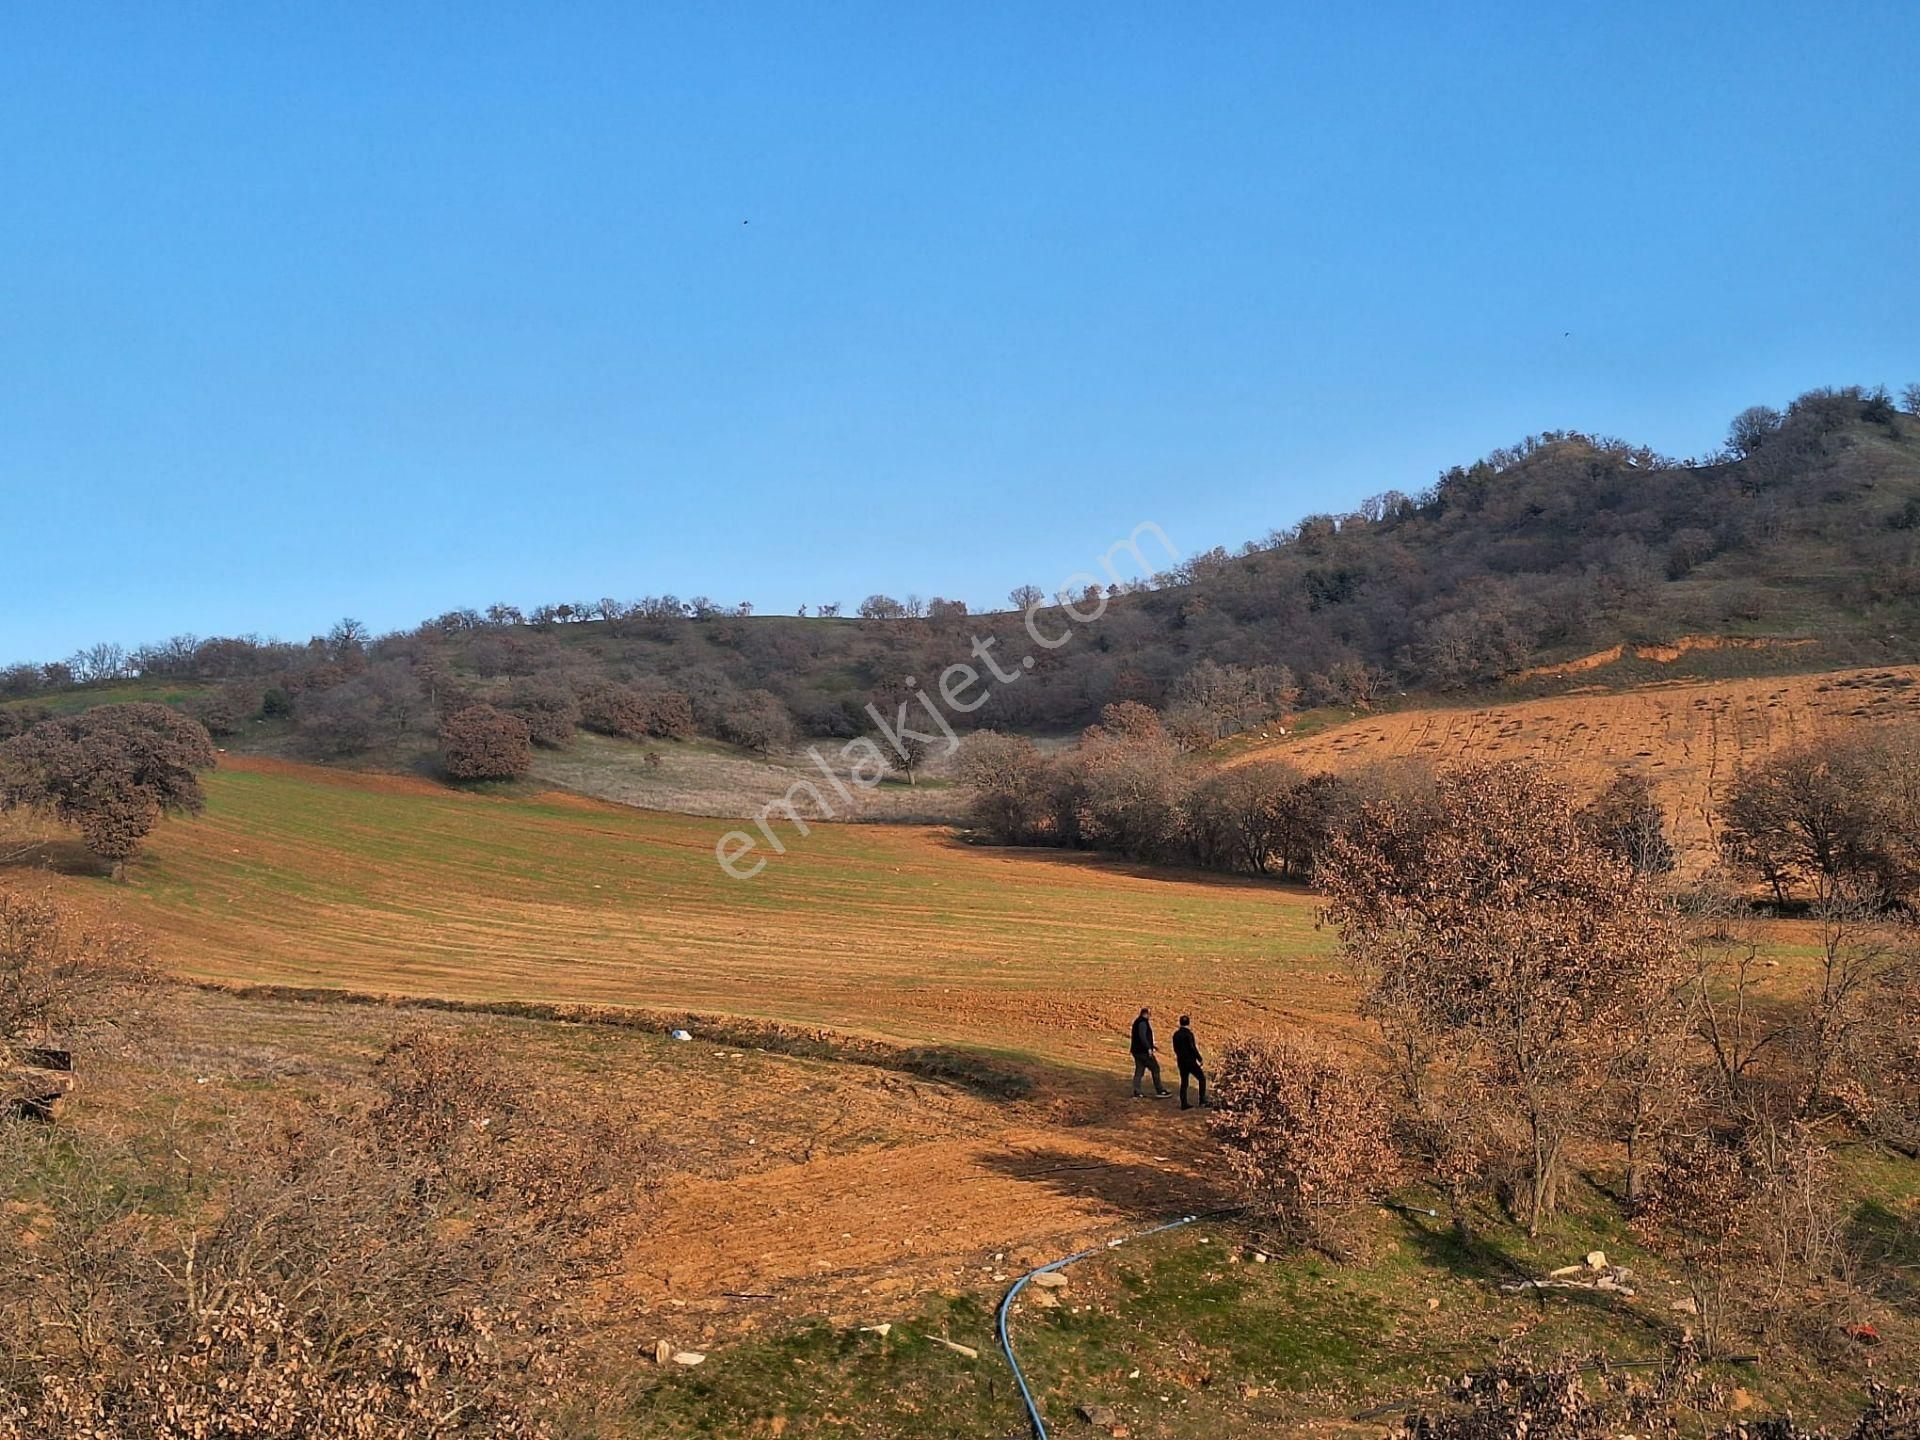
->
[995, 1208, 1242, 1440]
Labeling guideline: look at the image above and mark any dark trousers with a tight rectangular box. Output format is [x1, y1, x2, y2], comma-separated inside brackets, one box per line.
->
[1132, 1054, 1164, 1095]
[1179, 1062, 1207, 1108]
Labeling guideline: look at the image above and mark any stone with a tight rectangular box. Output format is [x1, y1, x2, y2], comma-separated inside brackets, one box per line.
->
[672, 1351, 706, 1366]
[653, 1339, 673, 1365]
[1584, 1250, 1608, 1270]
[1077, 1405, 1118, 1428]
[1033, 1271, 1070, 1290]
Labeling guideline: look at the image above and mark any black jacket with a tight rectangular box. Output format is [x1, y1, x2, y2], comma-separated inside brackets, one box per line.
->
[1173, 1025, 1201, 1066]
[1130, 1015, 1154, 1058]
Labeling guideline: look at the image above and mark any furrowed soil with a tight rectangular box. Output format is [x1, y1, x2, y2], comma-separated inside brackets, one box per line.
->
[32, 755, 1337, 1073]
[1224, 664, 1920, 867]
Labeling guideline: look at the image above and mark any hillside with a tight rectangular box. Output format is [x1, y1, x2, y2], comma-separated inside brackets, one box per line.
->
[1223, 663, 1920, 867]
[6, 387, 1920, 764]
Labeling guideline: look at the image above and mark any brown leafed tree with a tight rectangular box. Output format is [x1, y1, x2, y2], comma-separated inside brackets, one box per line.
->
[1323, 761, 1690, 1233]
[0, 704, 217, 879]
[439, 705, 532, 781]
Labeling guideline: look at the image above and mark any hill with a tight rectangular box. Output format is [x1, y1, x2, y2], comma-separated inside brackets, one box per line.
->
[6, 386, 1920, 767]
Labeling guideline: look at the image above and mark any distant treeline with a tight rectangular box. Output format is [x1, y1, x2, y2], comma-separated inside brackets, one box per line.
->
[958, 700, 1920, 915]
[955, 701, 1677, 885]
[7, 384, 1920, 759]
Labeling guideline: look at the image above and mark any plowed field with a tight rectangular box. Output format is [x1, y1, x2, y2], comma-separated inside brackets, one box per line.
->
[40, 756, 1332, 1072]
[1226, 665, 1920, 865]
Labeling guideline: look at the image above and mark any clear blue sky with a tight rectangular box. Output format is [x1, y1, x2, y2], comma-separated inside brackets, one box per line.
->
[3, 2, 1916, 663]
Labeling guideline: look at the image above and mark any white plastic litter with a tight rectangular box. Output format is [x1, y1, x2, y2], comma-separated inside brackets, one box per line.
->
[670, 1029, 693, 1042]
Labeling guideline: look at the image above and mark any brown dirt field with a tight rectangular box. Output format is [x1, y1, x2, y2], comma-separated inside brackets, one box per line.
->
[70, 987, 1229, 1345]
[1225, 665, 1920, 866]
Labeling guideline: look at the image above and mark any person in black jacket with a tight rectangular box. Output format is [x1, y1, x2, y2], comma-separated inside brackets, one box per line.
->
[1173, 1014, 1207, 1109]
[1130, 1007, 1171, 1099]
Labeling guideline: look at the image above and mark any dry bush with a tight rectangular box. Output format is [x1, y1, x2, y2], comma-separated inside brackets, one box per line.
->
[370, 1026, 657, 1254]
[1394, 1354, 1774, 1440]
[1208, 1031, 1401, 1249]
[578, 682, 695, 741]
[954, 731, 1052, 844]
[1580, 770, 1676, 877]
[0, 1022, 658, 1437]
[1633, 1123, 1847, 1358]
[505, 674, 581, 750]
[1687, 893, 1920, 1138]
[0, 888, 151, 1063]
[0, 1117, 564, 1440]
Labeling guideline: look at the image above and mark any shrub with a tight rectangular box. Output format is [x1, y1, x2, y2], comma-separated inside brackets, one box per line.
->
[1209, 1032, 1400, 1246]
[187, 681, 262, 738]
[1579, 771, 1675, 876]
[718, 689, 793, 754]
[504, 674, 580, 749]
[439, 705, 532, 781]
[579, 683, 694, 741]
[1, 890, 151, 1064]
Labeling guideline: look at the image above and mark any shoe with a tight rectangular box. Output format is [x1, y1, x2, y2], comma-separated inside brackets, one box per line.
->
[1151, 1091, 1172, 1100]
[1181, 1103, 1191, 1110]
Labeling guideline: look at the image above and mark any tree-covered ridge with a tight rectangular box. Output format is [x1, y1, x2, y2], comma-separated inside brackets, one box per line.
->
[6, 386, 1919, 759]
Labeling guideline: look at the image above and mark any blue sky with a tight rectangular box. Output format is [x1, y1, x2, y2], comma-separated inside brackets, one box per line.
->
[3, 2, 1916, 662]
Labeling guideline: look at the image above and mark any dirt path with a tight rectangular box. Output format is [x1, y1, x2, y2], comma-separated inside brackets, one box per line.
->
[618, 1085, 1232, 1338]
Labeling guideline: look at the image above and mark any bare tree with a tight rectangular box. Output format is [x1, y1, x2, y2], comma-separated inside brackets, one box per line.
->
[1727, 403, 1783, 457]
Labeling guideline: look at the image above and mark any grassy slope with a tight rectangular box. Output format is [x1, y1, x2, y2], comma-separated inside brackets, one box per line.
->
[74, 757, 1333, 1072]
